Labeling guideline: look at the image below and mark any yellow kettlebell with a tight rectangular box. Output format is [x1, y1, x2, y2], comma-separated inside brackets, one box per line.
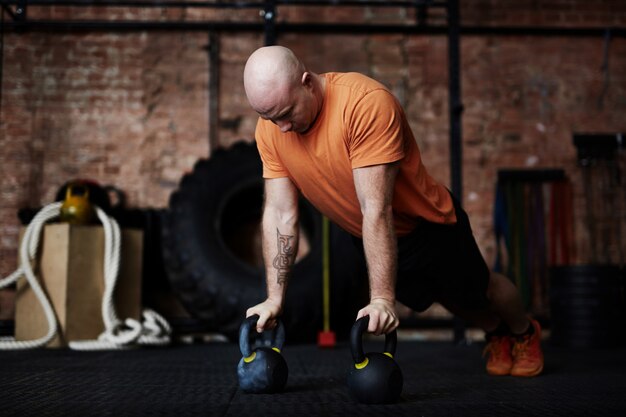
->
[59, 183, 95, 225]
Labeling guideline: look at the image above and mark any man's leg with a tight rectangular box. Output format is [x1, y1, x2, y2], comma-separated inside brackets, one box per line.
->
[482, 272, 544, 377]
[440, 272, 527, 332]
[441, 271, 544, 377]
[484, 272, 530, 333]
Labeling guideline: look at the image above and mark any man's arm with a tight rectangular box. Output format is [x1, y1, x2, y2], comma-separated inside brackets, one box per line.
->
[246, 176, 300, 333]
[353, 161, 401, 335]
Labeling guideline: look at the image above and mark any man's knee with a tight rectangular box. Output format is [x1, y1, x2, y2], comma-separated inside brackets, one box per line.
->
[486, 272, 520, 304]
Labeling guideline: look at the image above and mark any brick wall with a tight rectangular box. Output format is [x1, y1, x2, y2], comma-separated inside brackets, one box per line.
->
[1, 2, 626, 317]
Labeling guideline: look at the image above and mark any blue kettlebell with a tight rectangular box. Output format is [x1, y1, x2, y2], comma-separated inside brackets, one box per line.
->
[347, 315, 403, 404]
[237, 314, 288, 393]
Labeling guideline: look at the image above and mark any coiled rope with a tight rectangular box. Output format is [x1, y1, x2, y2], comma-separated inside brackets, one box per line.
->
[0, 202, 171, 350]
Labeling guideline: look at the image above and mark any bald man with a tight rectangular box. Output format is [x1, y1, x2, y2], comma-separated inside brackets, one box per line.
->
[243, 45, 543, 377]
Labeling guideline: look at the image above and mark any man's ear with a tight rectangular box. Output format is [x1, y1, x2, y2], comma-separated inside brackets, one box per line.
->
[301, 71, 312, 87]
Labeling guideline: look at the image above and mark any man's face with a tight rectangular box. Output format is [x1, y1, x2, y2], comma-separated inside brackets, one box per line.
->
[257, 79, 318, 134]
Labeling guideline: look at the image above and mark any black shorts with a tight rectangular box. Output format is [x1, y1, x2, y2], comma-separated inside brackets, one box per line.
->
[352, 192, 490, 312]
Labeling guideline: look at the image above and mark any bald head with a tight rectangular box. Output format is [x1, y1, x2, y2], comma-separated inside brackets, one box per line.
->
[243, 46, 306, 114]
[243, 46, 325, 133]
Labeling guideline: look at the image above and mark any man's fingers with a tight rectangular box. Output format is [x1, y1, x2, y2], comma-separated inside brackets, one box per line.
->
[356, 303, 400, 335]
[256, 312, 270, 333]
[368, 313, 380, 334]
[375, 313, 395, 335]
[261, 318, 278, 332]
[359, 311, 398, 335]
[381, 314, 399, 334]
[246, 300, 282, 333]
[246, 307, 268, 333]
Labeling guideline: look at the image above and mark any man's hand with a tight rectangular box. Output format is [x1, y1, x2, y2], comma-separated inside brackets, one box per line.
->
[246, 299, 282, 333]
[356, 298, 399, 335]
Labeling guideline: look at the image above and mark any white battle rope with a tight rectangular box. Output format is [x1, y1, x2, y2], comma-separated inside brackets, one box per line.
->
[0, 202, 171, 350]
[0, 202, 62, 349]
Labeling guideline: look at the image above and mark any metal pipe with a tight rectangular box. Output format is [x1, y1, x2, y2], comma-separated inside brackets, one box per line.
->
[263, 0, 276, 46]
[275, 0, 447, 6]
[446, 0, 466, 345]
[1, 20, 444, 33]
[4, 19, 266, 31]
[1, 0, 264, 8]
[0, 0, 448, 8]
[448, 0, 462, 202]
[3, 20, 624, 37]
[207, 31, 219, 153]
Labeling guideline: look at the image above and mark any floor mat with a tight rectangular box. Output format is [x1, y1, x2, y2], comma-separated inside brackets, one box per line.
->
[0, 341, 625, 416]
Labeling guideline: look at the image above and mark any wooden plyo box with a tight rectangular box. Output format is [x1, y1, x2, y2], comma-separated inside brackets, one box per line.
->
[15, 224, 143, 348]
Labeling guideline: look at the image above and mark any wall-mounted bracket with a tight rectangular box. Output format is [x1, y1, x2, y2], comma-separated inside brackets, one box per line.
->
[2, 0, 27, 21]
[573, 133, 625, 165]
[262, 0, 276, 46]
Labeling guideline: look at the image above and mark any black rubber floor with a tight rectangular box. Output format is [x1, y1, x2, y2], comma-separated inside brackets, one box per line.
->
[1, 340, 625, 416]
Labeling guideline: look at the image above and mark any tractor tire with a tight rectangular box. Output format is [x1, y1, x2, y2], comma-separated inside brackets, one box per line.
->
[161, 141, 366, 342]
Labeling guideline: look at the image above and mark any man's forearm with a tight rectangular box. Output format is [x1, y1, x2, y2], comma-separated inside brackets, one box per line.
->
[361, 207, 397, 302]
[352, 162, 400, 334]
[262, 207, 299, 304]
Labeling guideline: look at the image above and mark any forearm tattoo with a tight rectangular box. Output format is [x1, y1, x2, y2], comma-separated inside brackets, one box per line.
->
[272, 229, 295, 285]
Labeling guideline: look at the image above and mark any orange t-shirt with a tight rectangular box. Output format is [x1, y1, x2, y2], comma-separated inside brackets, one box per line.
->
[255, 72, 456, 238]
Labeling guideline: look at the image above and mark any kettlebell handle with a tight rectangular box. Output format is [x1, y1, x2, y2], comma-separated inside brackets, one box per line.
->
[239, 314, 286, 358]
[66, 184, 90, 199]
[350, 315, 397, 364]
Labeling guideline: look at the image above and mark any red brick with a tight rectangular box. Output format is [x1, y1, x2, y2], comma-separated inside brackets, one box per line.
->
[1, 0, 626, 280]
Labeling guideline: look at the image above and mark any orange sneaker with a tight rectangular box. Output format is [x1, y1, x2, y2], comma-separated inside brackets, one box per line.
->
[511, 318, 544, 377]
[482, 335, 513, 376]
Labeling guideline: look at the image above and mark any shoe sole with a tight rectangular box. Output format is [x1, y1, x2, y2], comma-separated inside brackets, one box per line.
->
[487, 369, 511, 376]
[510, 363, 544, 377]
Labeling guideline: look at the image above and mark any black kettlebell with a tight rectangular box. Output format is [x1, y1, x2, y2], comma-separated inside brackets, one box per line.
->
[347, 315, 403, 404]
[237, 314, 288, 394]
